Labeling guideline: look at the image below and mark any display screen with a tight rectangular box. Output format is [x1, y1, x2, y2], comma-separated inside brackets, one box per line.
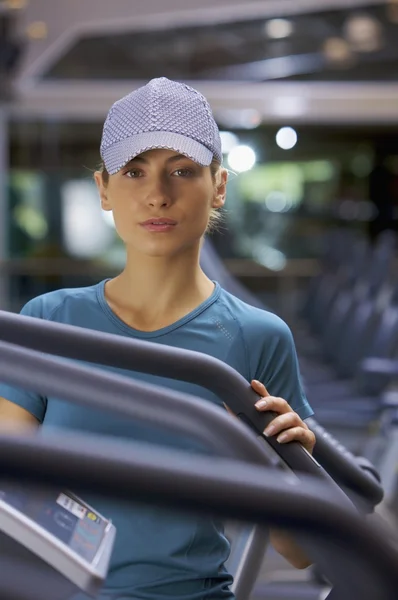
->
[0, 485, 108, 562]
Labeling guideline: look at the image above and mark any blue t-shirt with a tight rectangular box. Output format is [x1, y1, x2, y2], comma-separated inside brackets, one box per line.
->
[0, 280, 312, 600]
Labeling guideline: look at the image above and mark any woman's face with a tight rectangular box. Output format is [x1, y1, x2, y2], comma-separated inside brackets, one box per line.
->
[95, 149, 227, 258]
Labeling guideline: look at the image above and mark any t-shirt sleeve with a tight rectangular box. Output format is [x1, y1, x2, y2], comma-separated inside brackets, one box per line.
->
[247, 313, 313, 421]
[0, 299, 47, 423]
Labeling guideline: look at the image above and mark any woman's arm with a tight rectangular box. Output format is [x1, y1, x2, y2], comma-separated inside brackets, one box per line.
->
[269, 530, 312, 569]
[0, 397, 40, 431]
[252, 379, 316, 569]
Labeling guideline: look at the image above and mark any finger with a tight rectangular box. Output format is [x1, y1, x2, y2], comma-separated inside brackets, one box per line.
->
[263, 412, 302, 438]
[251, 380, 271, 397]
[255, 395, 291, 415]
[275, 426, 316, 449]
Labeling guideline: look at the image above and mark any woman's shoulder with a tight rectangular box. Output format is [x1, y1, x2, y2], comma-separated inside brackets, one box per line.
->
[217, 286, 292, 339]
[20, 281, 103, 320]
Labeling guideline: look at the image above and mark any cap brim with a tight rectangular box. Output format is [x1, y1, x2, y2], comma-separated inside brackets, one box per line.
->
[101, 131, 213, 175]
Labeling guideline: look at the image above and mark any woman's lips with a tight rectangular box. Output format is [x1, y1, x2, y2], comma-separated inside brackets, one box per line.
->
[139, 219, 178, 232]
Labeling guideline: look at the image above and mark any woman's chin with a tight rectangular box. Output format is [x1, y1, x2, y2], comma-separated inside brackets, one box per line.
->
[126, 236, 203, 259]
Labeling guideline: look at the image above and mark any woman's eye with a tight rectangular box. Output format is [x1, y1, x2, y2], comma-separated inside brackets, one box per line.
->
[123, 167, 195, 178]
[174, 168, 193, 177]
[125, 169, 142, 178]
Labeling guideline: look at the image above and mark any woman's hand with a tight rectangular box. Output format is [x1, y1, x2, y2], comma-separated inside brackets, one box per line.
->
[224, 380, 315, 568]
[252, 379, 315, 568]
[251, 380, 315, 454]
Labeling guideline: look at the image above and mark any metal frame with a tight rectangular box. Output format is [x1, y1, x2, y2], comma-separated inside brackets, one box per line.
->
[0, 315, 363, 598]
[16, 0, 387, 85]
[0, 431, 397, 600]
[0, 313, 337, 480]
[7, 0, 397, 123]
[0, 338, 275, 600]
[0, 309, 385, 505]
[0, 310, 383, 597]
[200, 238, 384, 508]
[11, 80, 398, 124]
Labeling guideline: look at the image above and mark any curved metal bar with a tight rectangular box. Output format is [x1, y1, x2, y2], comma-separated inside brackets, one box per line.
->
[308, 418, 384, 505]
[201, 239, 384, 509]
[0, 311, 326, 478]
[0, 340, 269, 466]
[0, 432, 395, 600]
[0, 339, 274, 600]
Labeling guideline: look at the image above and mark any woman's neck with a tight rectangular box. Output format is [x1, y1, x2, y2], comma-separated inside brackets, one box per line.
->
[104, 249, 215, 331]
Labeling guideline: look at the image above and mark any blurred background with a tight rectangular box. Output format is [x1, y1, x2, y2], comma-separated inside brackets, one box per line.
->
[2, 0, 398, 322]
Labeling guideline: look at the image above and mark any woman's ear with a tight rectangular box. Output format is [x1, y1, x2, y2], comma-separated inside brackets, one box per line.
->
[213, 168, 228, 209]
[94, 171, 112, 211]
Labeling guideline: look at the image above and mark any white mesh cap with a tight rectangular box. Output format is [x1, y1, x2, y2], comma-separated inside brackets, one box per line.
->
[100, 77, 222, 174]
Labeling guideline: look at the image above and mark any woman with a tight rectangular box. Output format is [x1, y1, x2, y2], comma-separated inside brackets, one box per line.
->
[0, 77, 315, 600]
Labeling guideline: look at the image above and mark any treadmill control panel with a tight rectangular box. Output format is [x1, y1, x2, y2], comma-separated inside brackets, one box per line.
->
[0, 485, 109, 562]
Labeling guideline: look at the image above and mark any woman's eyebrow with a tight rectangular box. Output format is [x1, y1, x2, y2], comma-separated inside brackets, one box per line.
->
[126, 154, 191, 167]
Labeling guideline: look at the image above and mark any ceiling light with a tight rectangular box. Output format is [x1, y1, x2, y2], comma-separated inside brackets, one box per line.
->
[265, 191, 291, 213]
[276, 127, 297, 150]
[227, 145, 256, 173]
[254, 246, 287, 271]
[219, 131, 239, 154]
[323, 37, 353, 65]
[26, 21, 48, 40]
[264, 19, 294, 40]
[343, 13, 383, 52]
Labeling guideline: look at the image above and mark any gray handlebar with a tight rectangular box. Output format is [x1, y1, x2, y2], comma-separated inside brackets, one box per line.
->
[0, 338, 355, 510]
[0, 432, 396, 600]
[0, 340, 270, 467]
[201, 240, 385, 509]
[0, 311, 323, 477]
[307, 418, 384, 506]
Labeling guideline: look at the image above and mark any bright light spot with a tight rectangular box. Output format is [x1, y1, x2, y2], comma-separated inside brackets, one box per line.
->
[323, 37, 353, 64]
[62, 180, 115, 258]
[265, 191, 291, 213]
[220, 131, 239, 154]
[276, 127, 297, 150]
[344, 14, 383, 52]
[264, 19, 294, 39]
[228, 145, 256, 173]
[26, 21, 48, 40]
[254, 246, 287, 271]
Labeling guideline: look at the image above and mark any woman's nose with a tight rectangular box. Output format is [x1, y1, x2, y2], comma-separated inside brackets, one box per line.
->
[146, 179, 172, 207]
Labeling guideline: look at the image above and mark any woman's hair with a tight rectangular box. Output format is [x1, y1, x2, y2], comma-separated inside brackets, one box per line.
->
[98, 159, 225, 235]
